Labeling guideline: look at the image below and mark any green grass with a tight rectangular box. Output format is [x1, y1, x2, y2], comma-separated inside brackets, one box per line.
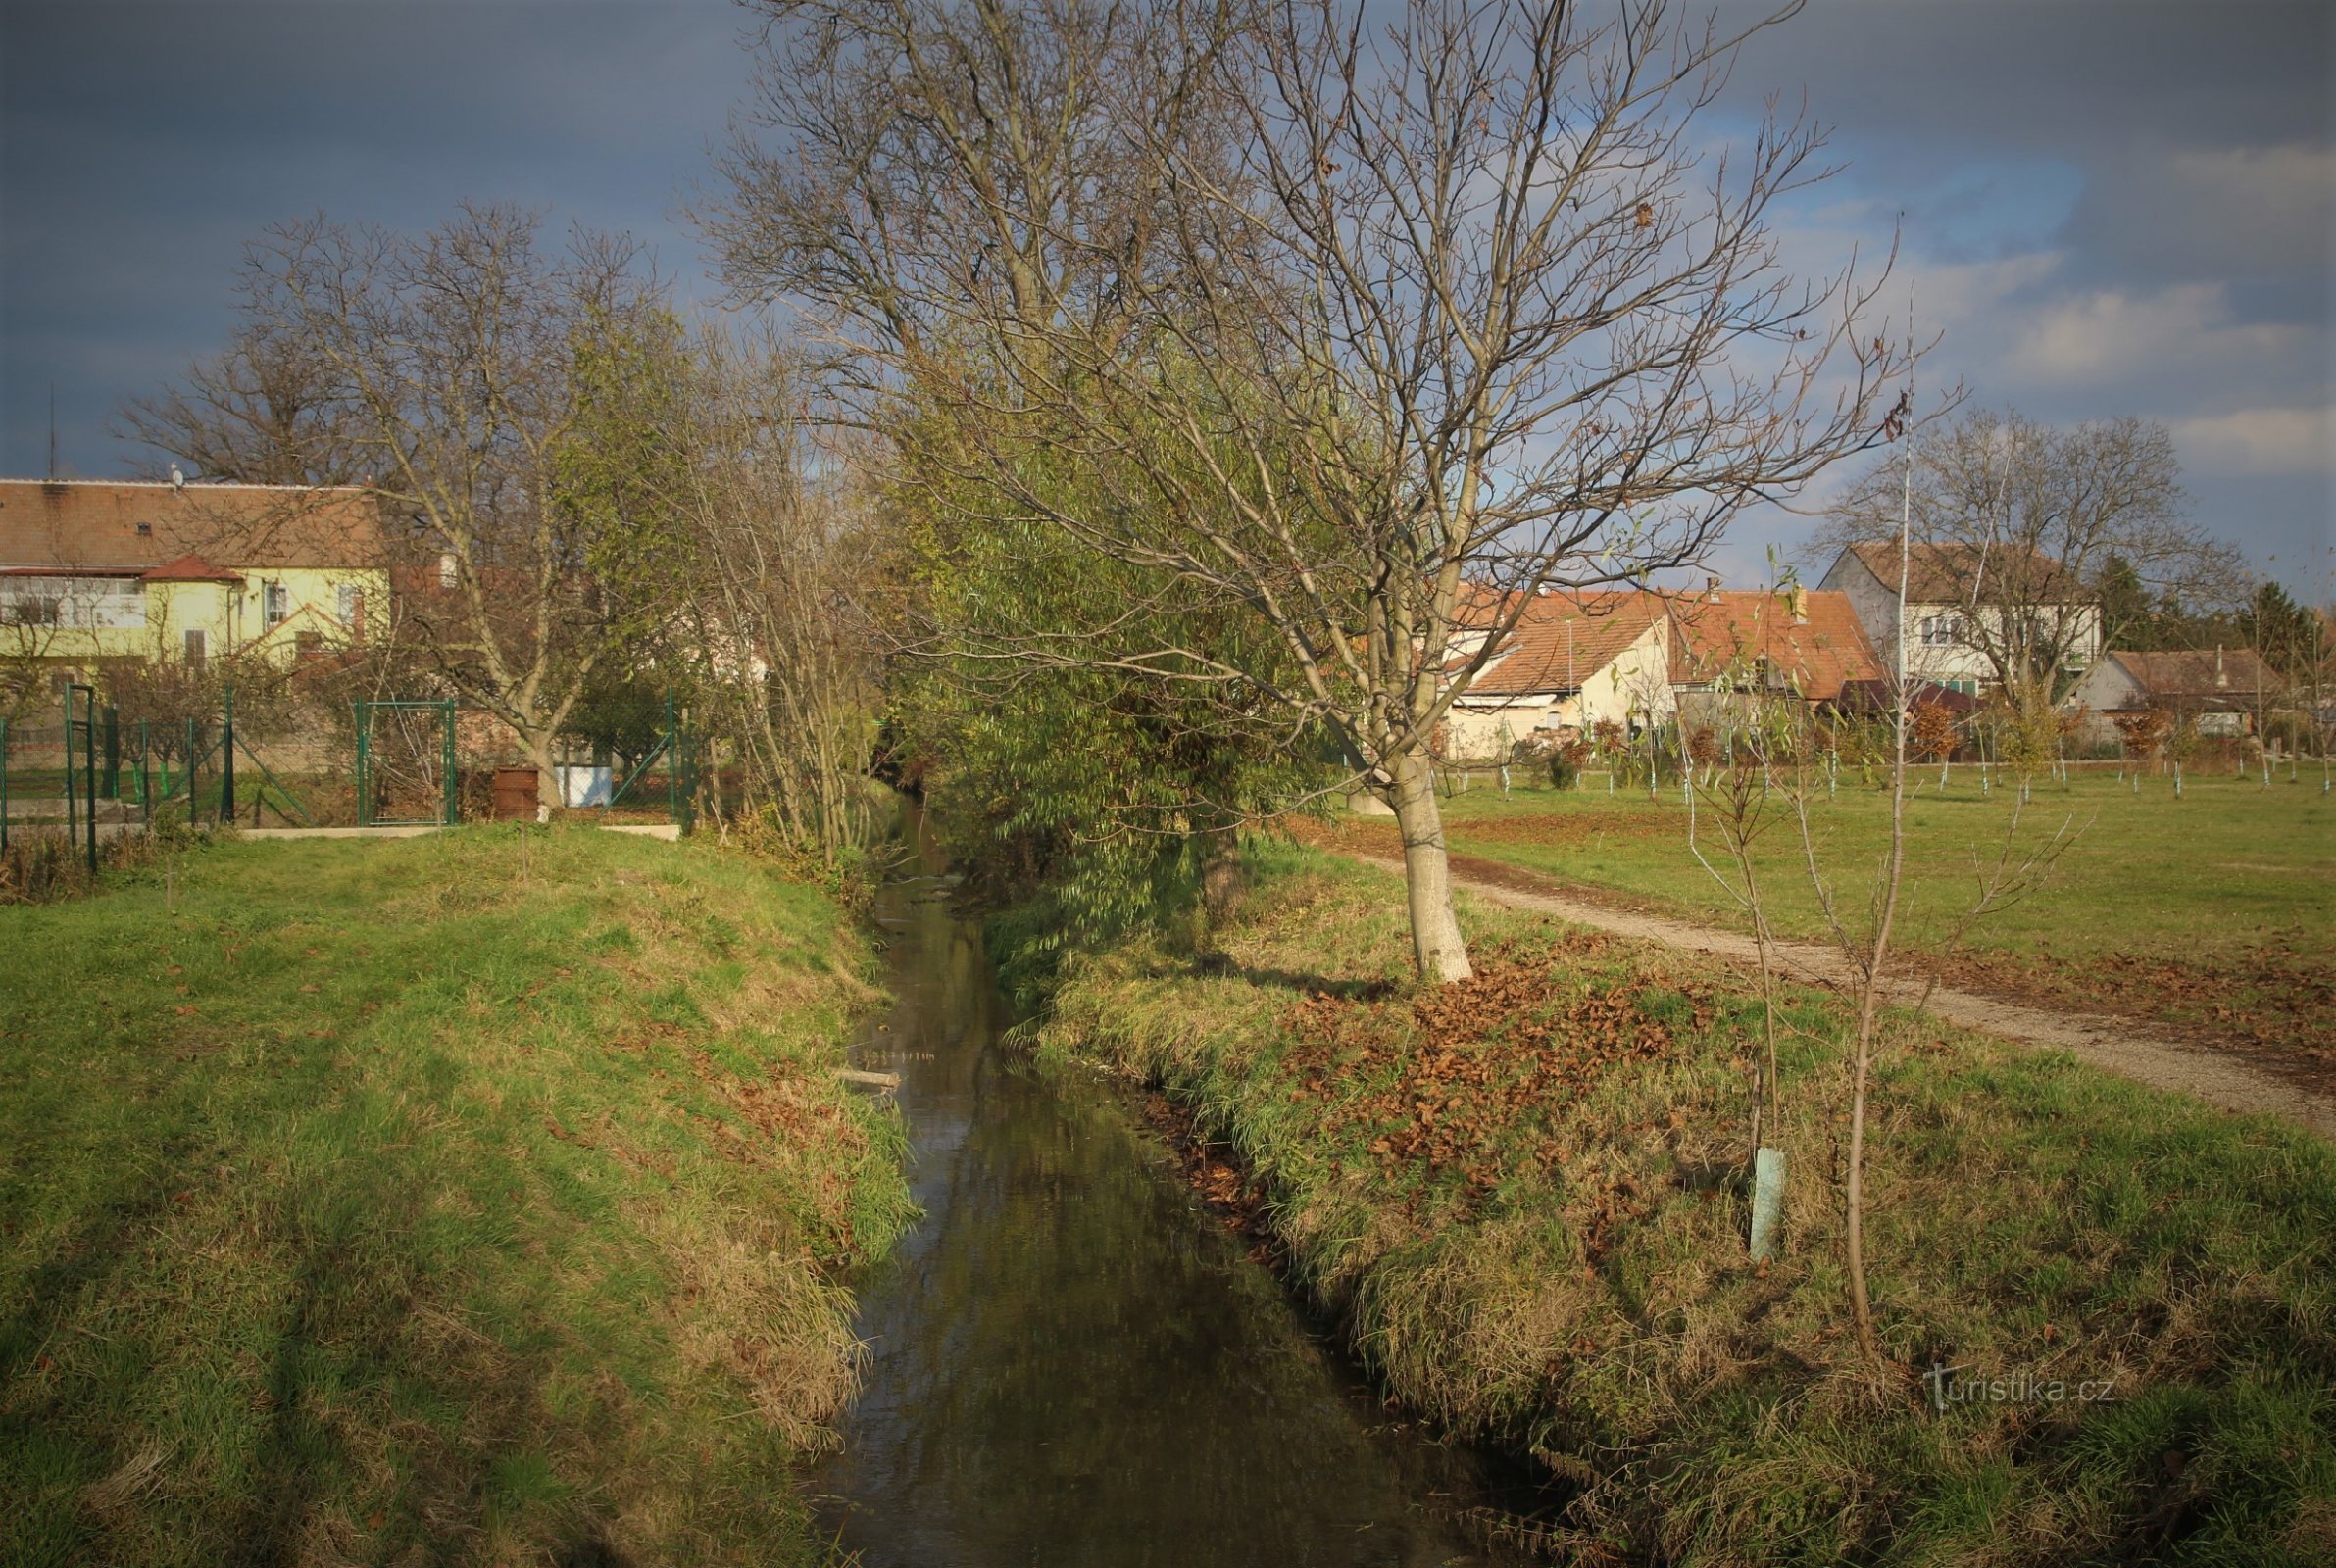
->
[0, 826, 913, 1566]
[1325, 768, 2335, 1051]
[1037, 840, 2336, 1565]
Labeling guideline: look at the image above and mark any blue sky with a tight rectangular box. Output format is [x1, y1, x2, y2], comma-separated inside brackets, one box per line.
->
[3, 0, 2329, 596]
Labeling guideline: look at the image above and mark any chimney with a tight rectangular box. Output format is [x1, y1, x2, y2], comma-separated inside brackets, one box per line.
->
[1705, 574, 1721, 604]
[2214, 645, 2226, 688]
[1788, 585, 1810, 625]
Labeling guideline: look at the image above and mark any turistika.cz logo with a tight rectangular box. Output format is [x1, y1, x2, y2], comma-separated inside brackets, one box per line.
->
[1923, 1364, 2120, 1413]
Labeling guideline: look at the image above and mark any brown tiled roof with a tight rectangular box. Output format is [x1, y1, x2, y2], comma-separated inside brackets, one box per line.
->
[1841, 540, 2081, 604]
[0, 480, 383, 571]
[1456, 589, 1667, 696]
[1666, 589, 1883, 702]
[141, 554, 245, 584]
[2102, 649, 2275, 704]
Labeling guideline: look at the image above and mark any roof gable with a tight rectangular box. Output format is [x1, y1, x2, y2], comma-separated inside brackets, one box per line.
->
[1457, 590, 1667, 696]
[1667, 589, 1884, 701]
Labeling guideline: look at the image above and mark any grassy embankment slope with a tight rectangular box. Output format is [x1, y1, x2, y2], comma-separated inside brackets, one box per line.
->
[1041, 840, 2336, 1565]
[2, 828, 912, 1566]
[1315, 770, 2334, 1057]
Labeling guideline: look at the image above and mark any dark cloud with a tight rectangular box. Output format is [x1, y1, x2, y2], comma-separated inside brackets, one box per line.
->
[3, 0, 2329, 588]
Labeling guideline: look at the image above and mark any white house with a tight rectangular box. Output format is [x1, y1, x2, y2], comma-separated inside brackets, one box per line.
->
[1819, 541, 2101, 698]
[1441, 591, 1673, 760]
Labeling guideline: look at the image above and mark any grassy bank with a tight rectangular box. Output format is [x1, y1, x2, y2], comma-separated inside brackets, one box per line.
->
[1038, 841, 2336, 1565]
[1, 827, 913, 1566]
[1313, 771, 2334, 1057]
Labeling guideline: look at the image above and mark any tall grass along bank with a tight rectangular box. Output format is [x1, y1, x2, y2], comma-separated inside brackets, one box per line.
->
[1037, 841, 2336, 1566]
[1, 827, 913, 1566]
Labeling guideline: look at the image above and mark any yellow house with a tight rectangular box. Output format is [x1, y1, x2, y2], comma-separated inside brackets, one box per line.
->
[0, 479, 389, 677]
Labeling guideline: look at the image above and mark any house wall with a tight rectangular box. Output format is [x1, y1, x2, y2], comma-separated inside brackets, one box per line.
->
[1593, 624, 1675, 728]
[1819, 552, 2100, 694]
[0, 566, 388, 669]
[1440, 623, 1673, 759]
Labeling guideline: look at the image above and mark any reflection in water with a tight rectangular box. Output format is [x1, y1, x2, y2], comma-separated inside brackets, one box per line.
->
[809, 837, 1525, 1567]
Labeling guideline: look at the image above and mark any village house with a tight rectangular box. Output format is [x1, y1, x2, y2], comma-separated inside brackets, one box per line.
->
[1441, 589, 1672, 760]
[1439, 584, 1883, 760]
[0, 478, 388, 684]
[2065, 647, 2278, 741]
[1818, 541, 2101, 698]
[1666, 584, 1885, 727]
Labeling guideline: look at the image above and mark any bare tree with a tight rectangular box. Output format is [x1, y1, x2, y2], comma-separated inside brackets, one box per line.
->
[720, 0, 1905, 982]
[214, 204, 685, 801]
[1823, 409, 2247, 705]
[117, 322, 369, 486]
[659, 328, 889, 864]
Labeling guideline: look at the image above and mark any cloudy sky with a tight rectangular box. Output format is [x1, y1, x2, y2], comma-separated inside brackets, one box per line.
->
[3, 0, 2329, 594]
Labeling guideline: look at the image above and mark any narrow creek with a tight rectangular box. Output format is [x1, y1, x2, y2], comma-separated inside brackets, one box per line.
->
[809, 823, 1543, 1566]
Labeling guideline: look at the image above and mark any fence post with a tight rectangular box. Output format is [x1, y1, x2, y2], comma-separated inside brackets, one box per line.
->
[0, 715, 9, 853]
[441, 699, 458, 825]
[82, 689, 97, 875]
[102, 707, 121, 801]
[354, 701, 371, 827]
[137, 719, 151, 823]
[666, 690, 679, 828]
[65, 691, 77, 856]
[221, 684, 237, 825]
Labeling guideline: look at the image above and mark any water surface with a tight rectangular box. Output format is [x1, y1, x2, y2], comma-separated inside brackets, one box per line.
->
[811, 847, 1532, 1567]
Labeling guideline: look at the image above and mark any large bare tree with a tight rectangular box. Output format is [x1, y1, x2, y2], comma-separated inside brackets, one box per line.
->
[117, 322, 369, 486]
[719, 0, 1905, 981]
[1822, 408, 2248, 702]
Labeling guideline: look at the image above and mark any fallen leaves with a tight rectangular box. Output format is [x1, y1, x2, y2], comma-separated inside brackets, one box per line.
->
[1274, 937, 1717, 1254]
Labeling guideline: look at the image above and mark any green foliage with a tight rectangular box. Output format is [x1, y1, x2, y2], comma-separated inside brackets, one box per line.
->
[550, 305, 700, 652]
[888, 384, 1329, 993]
[562, 671, 669, 767]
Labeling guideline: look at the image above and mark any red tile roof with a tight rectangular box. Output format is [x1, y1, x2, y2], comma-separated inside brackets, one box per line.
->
[1666, 589, 1883, 702]
[0, 480, 383, 571]
[1455, 589, 1667, 696]
[2101, 648, 2275, 705]
[140, 554, 245, 584]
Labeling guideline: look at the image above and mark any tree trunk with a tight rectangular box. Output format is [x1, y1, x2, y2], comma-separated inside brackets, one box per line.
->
[1197, 817, 1243, 928]
[529, 731, 558, 825]
[1385, 747, 1474, 983]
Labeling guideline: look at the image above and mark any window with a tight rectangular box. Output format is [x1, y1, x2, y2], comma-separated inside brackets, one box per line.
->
[0, 576, 139, 628]
[263, 580, 289, 628]
[1920, 614, 1958, 647]
[336, 584, 362, 625]
[135, 521, 153, 537]
[184, 629, 206, 669]
[4, 591, 59, 626]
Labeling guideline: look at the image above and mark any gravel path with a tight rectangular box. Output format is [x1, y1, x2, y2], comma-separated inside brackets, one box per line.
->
[1350, 852, 2336, 1141]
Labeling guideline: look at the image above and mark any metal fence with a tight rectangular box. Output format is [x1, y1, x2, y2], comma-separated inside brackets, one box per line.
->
[2, 684, 706, 868]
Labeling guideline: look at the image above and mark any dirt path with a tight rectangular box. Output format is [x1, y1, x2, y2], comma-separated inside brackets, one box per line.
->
[1349, 852, 2336, 1141]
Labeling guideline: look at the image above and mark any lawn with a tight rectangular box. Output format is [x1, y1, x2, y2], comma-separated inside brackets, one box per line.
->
[0, 827, 912, 1566]
[1316, 768, 2335, 1056]
[1038, 841, 2336, 1565]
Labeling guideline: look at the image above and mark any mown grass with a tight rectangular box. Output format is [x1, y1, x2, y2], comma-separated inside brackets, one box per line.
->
[1037, 840, 2336, 1565]
[1, 826, 913, 1566]
[1320, 770, 2335, 1054]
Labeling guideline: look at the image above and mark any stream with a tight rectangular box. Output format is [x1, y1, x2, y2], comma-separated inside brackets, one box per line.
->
[808, 823, 1543, 1566]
